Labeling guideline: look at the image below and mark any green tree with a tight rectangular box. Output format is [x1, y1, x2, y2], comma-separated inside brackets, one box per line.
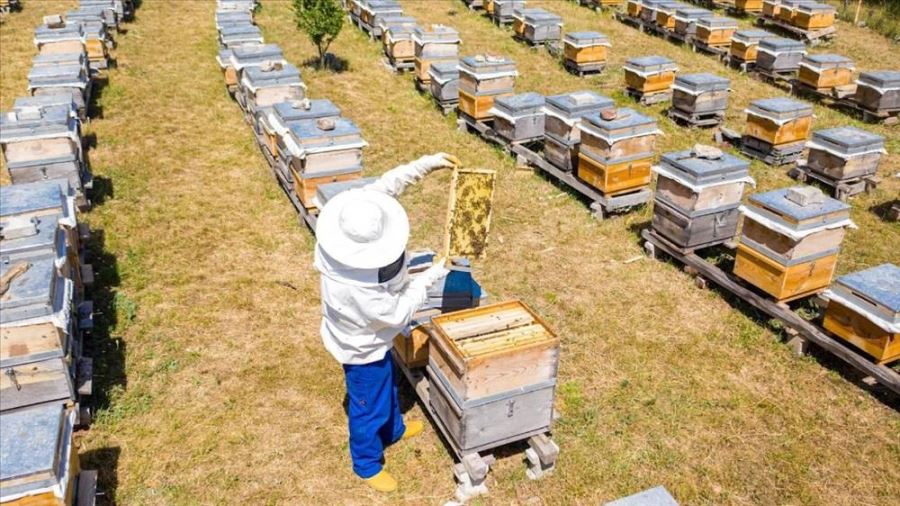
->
[293, 0, 344, 70]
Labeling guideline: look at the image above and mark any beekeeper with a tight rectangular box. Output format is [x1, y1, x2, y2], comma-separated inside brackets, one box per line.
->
[314, 153, 460, 492]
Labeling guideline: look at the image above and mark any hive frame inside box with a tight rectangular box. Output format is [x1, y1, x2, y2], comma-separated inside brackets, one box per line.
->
[640, 228, 900, 395]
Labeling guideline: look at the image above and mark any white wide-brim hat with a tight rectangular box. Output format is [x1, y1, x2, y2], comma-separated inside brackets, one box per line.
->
[316, 189, 410, 269]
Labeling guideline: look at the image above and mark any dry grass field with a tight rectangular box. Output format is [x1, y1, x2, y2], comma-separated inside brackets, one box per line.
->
[1, 1, 899, 504]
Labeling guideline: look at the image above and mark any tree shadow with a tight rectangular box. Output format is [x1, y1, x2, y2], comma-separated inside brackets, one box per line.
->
[869, 198, 899, 223]
[80, 446, 121, 506]
[301, 53, 350, 73]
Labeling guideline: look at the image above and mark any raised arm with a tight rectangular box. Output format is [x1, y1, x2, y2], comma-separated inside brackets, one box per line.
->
[365, 153, 460, 197]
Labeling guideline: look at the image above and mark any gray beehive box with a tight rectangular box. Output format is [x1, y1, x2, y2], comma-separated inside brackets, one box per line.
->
[801, 53, 852, 71]
[563, 31, 610, 48]
[492, 92, 546, 143]
[806, 127, 885, 180]
[0, 404, 77, 500]
[747, 187, 850, 231]
[494, 0, 527, 22]
[855, 70, 900, 112]
[640, 0, 667, 24]
[34, 22, 84, 48]
[69, 4, 118, 30]
[673, 73, 730, 115]
[215, 10, 254, 31]
[757, 37, 806, 72]
[413, 25, 460, 59]
[0, 214, 67, 264]
[673, 7, 713, 36]
[229, 44, 287, 76]
[273, 99, 341, 125]
[13, 94, 79, 119]
[624, 55, 678, 75]
[458, 55, 517, 96]
[429, 61, 460, 103]
[660, 149, 750, 187]
[0, 180, 76, 223]
[696, 16, 738, 32]
[731, 29, 771, 45]
[0, 106, 84, 191]
[218, 23, 263, 48]
[316, 177, 379, 207]
[519, 9, 563, 44]
[544, 91, 615, 146]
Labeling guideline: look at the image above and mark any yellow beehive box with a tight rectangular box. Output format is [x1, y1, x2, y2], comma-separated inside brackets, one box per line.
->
[744, 98, 813, 147]
[798, 54, 853, 91]
[624, 55, 678, 93]
[794, 3, 835, 30]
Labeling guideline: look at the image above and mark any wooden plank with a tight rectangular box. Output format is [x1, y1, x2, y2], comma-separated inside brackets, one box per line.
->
[443, 168, 497, 259]
[642, 229, 900, 395]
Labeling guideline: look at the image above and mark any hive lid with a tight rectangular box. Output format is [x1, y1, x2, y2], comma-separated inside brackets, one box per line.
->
[810, 127, 884, 154]
[564, 31, 609, 46]
[289, 117, 362, 142]
[835, 264, 900, 315]
[274, 99, 341, 122]
[27, 63, 87, 84]
[732, 29, 772, 44]
[797, 2, 835, 13]
[231, 44, 286, 68]
[748, 186, 850, 224]
[624, 55, 677, 73]
[460, 54, 516, 73]
[429, 61, 460, 78]
[494, 92, 545, 114]
[674, 7, 713, 20]
[656, 2, 683, 15]
[659, 148, 750, 184]
[13, 94, 78, 116]
[0, 181, 73, 219]
[32, 51, 87, 68]
[697, 16, 738, 29]
[545, 91, 614, 117]
[759, 36, 806, 52]
[746, 97, 812, 121]
[0, 105, 77, 143]
[857, 70, 900, 90]
[674, 73, 730, 93]
[243, 63, 302, 86]
[0, 215, 64, 260]
[34, 22, 83, 41]
[0, 256, 61, 321]
[522, 9, 563, 25]
[640, 0, 667, 9]
[583, 107, 656, 132]
[413, 24, 460, 43]
[215, 10, 253, 26]
[802, 53, 852, 68]
[0, 403, 68, 487]
[219, 22, 261, 36]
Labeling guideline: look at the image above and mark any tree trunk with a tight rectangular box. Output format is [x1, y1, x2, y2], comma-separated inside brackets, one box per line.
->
[318, 45, 326, 69]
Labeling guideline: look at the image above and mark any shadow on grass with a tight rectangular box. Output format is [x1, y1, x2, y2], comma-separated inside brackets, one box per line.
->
[80, 446, 121, 506]
[81, 228, 127, 502]
[869, 198, 899, 223]
[625, 223, 900, 410]
[301, 53, 350, 73]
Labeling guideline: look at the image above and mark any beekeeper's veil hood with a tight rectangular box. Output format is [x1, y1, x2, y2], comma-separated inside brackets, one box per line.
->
[315, 188, 410, 270]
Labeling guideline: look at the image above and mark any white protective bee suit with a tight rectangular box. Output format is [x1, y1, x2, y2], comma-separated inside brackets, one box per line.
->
[313, 153, 457, 365]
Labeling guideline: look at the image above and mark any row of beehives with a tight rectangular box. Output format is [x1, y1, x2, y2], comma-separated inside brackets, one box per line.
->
[216, 1, 370, 213]
[221, 1, 564, 468]
[409, 45, 895, 363]
[0, 2, 136, 505]
[0, 0, 21, 15]
[628, 0, 835, 38]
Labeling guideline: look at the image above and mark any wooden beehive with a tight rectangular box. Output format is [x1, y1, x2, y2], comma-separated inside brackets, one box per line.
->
[798, 54, 854, 91]
[652, 148, 752, 249]
[383, 18, 417, 62]
[413, 25, 460, 83]
[729, 30, 770, 63]
[736, 0, 764, 12]
[794, 2, 835, 30]
[394, 322, 432, 369]
[428, 300, 559, 401]
[853, 71, 900, 113]
[491, 92, 546, 144]
[777, 0, 809, 23]
[627, 0, 642, 17]
[672, 73, 730, 116]
[655, 2, 680, 30]
[33, 22, 85, 55]
[0, 404, 79, 506]
[262, 99, 341, 163]
[563, 32, 610, 66]
[624, 55, 677, 94]
[763, 0, 782, 18]
[458, 89, 508, 120]
[806, 127, 884, 181]
[577, 153, 653, 196]
[428, 62, 460, 104]
[291, 168, 361, 210]
[823, 264, 899, 364]
[744, 98, 813, 147]
[695, 16, 738, 47]
[640, 0, 665, 25]
[578, 107, 659, 162]
[444, 168, 497, 259]
[756, 37, 806, 73]
[673, 7, 713, 37]
[734, 187, 852, 301]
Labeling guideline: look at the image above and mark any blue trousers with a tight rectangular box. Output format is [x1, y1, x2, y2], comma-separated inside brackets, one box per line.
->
[343, 354, 405, 479]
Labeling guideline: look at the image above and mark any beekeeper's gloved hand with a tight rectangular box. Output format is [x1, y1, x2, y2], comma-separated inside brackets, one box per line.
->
[409, 258, 450, 292]
[367, 153, 461, 197]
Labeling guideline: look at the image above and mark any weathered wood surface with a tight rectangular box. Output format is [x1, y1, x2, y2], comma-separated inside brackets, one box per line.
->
[444, 168, 497, 259]
[823, 301, 899, 364]
[733, 243, 838, 301]
[641, 229, 900, 395]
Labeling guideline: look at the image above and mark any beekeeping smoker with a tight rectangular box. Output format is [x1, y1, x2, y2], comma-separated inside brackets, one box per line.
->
[314, 153, 460, 493]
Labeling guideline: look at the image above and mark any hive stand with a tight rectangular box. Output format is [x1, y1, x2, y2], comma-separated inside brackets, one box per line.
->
[626, 87, 673, 106]
[613, 11, 646, 31]
[665, 30, 693, 45]
[790, 80, 856, 103]
[77, 470, 99, 506]
[641, 228, 900, 396]
[382, 55, 415, 73]
[752, 67, 796, 90]
[456, 112, 651, 220]
[715, 127, 803, 167]
[788, 164, 879, 202]
[691, 40, 730, 59]
[73, 225, 96, 428]
[563, 59, 606, 78]
[667, 107, 725, 128]
[725, 55, 755, 73]
[348, 13, 378, 41]
[392, 350, 560, 502]
[755, 15, 836, 46]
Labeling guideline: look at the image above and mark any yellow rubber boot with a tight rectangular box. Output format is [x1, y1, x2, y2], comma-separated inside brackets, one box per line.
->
[402, 420, 424, 440]
[364, 470, 397, 492]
